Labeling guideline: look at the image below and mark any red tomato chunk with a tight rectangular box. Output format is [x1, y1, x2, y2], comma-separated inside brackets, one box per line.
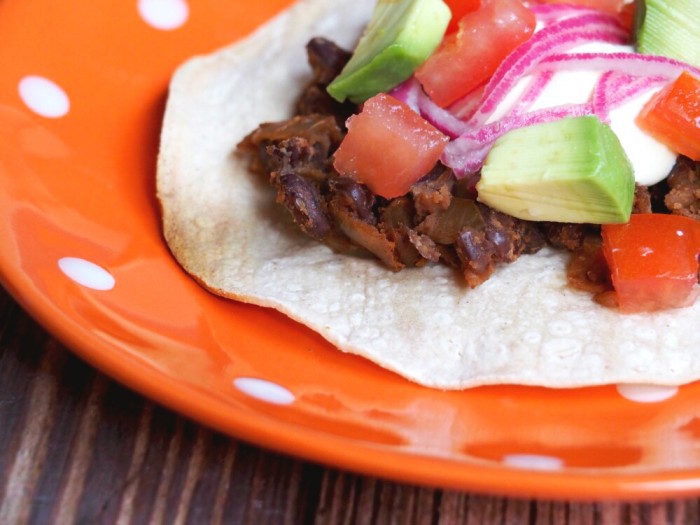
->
[636, 71, 700, 161]
[602, 214, 700, 313]
[333, 93, 449, 199]
[443, 0, 480, 34]
[415, 0, 536, 108]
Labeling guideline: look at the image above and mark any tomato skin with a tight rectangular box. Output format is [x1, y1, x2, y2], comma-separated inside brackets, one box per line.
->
[636, 71, 700, 161]
[443, 0, 480, 33]
[415, 0, 536, 108]
[601, 214, 700, 313]
[333, 94, 449, 199]
[618, 1, 635, 31]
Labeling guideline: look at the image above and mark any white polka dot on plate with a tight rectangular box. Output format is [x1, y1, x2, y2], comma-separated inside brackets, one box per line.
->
[18, 76, 70, 118]
[233, 377, 295, 405]
[138, 0, 189, 30]
[503, 454, 564, 471]
[58, 257, 115, 291]
[616, 384, 678, 403]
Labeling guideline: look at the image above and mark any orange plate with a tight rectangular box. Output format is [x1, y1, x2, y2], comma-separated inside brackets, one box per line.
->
[2, 0, 700, 501]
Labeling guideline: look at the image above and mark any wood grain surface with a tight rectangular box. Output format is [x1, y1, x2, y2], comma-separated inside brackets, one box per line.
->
[0, 285, 698, 525]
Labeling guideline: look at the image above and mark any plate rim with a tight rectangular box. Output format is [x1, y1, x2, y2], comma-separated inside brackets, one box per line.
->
[3, 0, 700, 500]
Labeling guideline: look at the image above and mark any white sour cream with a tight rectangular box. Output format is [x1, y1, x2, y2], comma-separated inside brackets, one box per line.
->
[488, 42, 677, 186]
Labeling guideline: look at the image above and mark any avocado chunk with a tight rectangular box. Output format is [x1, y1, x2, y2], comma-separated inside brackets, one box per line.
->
[634, 0, 700, 68]
[327, 0, 450, 104]
[476, 116, 635, 224]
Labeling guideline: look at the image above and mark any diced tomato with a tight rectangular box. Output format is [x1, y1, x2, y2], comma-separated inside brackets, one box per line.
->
[601, 214, 700, 313]
[618, 1, 635, 32]
[415, 0, 536, 108]
[443, 0, 480, 33]
[333, 94, 449, 199]
[636, 71, 700, 161]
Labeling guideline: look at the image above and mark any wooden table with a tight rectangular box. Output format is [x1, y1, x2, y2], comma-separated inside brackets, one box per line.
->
[1, 286, 698, 524]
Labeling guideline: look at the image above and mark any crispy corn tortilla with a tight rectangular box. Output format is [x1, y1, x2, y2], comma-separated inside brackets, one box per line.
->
[157, 0, 700, 388]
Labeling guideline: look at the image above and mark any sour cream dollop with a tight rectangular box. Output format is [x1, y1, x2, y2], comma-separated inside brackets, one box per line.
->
[488, 42, 677, 186]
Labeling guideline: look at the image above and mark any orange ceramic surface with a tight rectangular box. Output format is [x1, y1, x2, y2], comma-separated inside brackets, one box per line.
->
[3, 0, 700, 500]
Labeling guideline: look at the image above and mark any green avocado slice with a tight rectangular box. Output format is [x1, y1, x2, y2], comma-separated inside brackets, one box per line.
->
[327, 0, 450, 104]
[634, 0, 700, 68]
[476, 116, 636, 224]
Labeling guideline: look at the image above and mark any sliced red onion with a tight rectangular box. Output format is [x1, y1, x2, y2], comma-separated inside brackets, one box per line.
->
[445, 84, 486, 121]
[440, 137, 494, 175]
[508, 70, 555, 116]
[417, 95, 469, 138]
[538, 51, 700, 80]
[388, 78, 420, 113]
[467, 12, 629, 126]
[442, 103, 595, 176]
[390, 78, 468, 138]
[605, 76, 666, 109]
[592, 70, 612, 121]
[593, 71, 666, 121]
